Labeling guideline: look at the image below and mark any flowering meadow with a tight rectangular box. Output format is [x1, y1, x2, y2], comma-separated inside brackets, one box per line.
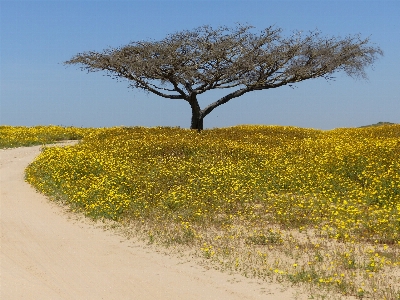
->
[0, 125, 90, 148]
[16, 124, 400, 299]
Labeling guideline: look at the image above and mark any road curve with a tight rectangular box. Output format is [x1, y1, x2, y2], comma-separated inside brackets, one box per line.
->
[0, 143, 299, 300]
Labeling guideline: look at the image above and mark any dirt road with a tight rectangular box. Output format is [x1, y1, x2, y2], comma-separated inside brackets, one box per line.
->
[0, 143, 301, 299]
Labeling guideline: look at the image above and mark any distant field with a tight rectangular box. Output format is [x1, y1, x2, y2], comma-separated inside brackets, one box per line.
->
[0, 125, 93, 148]
[359, 122, 398, 128]
[3, 124, 399, 299]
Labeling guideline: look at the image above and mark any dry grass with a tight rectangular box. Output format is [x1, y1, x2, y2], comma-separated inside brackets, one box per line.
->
[19, 124, 400, 299]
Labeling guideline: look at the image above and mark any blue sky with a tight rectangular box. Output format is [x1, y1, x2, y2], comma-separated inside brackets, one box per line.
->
[1, 0, 399, 129]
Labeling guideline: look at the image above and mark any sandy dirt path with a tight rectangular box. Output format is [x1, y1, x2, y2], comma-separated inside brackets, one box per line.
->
[0, 143, 302, 300]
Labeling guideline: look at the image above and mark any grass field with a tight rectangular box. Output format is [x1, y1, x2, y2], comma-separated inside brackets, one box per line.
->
[2, 124, 399, 299]
[0, 125, 92, 148]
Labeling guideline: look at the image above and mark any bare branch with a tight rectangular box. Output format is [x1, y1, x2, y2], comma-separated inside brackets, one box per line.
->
[65, 24, 383, 130]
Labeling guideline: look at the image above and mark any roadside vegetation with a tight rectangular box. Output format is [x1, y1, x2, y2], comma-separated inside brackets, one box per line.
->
[5, 124, 399, 299]
[0, 125, 92, 148]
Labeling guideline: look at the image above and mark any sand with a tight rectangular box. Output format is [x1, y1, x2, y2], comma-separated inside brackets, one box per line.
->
[0, 143, 303, 299]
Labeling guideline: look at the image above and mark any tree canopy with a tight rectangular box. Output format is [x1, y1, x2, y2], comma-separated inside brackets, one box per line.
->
[65, 24, 383, 130]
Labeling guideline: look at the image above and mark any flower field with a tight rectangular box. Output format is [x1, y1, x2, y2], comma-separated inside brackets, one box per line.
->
[18, 125, 400, 298]
[0, 125, 91, 148]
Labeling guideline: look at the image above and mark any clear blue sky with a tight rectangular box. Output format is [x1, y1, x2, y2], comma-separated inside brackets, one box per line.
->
[1, 0, 399, 129]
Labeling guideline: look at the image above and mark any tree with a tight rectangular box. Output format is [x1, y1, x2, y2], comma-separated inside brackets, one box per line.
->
[65, 24, 383, 131]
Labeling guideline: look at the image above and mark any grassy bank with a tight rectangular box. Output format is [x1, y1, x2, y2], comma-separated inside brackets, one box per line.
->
[21, 125, 400, 299]
[0, 125, 93, 148]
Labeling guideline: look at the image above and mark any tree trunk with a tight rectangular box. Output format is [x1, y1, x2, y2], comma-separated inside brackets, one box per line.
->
[190, 115, 204, 131]
[189, 96, 204, 131]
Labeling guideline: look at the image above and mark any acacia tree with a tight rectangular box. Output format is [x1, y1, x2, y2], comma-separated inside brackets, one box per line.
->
[65, 25, 382, 130]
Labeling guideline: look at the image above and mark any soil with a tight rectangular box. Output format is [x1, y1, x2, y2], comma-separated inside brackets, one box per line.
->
[1, 142, 304, 299]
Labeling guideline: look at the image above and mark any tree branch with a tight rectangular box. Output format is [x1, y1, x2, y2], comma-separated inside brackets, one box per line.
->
[201, 87, 252, 118]
[65, 24, 382, 130]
